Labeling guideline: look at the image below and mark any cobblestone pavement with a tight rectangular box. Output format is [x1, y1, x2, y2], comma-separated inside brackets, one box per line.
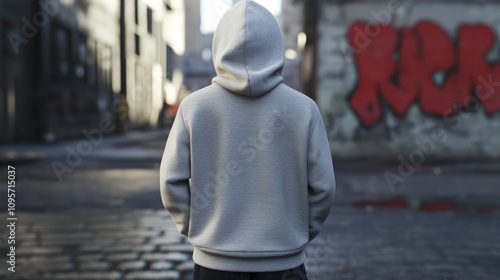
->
[1, 207, 499, 280]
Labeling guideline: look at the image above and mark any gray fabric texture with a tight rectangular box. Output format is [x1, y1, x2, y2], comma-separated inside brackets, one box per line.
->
[160, 0, 335, 272]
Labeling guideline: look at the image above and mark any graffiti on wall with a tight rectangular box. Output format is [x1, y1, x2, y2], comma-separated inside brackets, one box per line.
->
[348, 21, 500, 128]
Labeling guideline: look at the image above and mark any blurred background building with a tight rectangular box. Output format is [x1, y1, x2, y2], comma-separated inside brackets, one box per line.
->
[1, 0, 500, 162]
[1, 0, 40, 144]
[0, 0, 185, 144]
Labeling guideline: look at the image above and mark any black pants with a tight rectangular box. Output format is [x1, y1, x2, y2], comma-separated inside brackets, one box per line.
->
[193, 263, 308, 280]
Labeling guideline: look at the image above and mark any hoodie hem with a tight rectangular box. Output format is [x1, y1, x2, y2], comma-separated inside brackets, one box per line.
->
[192, 247, 306, 272]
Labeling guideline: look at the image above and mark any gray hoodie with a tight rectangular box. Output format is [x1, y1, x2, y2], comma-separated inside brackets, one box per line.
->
[160, 0, 335, 272]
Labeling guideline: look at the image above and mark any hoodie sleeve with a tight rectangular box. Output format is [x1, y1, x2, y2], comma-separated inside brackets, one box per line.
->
[160, 104, 191, 236]
[307, 112, 336, 241]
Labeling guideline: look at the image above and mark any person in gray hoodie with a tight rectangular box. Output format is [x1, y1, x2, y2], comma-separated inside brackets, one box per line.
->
[159, 1, 335, 279]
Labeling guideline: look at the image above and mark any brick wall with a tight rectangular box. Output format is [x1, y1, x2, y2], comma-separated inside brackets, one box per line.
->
[317, 0, 500, 160]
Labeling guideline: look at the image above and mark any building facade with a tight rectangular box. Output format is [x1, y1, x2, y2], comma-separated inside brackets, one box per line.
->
[0, 0, 122, 143]
[121, 0, 184, 128]
[182, 0, 215, 94]
[0, 0, 39, 143]
[0, 0, 184, 143]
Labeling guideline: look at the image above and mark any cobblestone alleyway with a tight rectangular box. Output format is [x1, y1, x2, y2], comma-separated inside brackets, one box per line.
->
[1, 208, 499, 280]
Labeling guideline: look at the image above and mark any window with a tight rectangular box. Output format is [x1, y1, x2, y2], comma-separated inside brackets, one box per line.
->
[52, 23, 71, 80]
[0, 21, 6, 56]
[201, 48, 211, 62]
[166, 45, 173, 81]
[0, 21, 9, 55]
[1, 21, 15, 56]
[87, 40, 97, 86]
[134, 0, 139, 24]
[76, 34, 87, 80]
[99, 45, 113, 92]
[147, 7, 153, 34]
[135, 34, 140, 56]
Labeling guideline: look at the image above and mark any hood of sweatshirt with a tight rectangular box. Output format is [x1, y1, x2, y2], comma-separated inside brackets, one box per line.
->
[212, 0, 285, 97]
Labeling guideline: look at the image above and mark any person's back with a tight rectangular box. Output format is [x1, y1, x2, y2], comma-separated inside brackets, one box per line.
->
[160, 1, 335, 278]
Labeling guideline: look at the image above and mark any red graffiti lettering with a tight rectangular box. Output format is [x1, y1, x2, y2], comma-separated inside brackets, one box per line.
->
[348, 22, 396, 127]
[380, 27, 419, 116]
[348, 21, 500, 127]
[416, 21, 457, 115]
[456, 24, 500, 115]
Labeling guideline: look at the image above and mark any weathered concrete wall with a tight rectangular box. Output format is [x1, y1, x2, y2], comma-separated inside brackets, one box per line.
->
[317, 0, 500, 161]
